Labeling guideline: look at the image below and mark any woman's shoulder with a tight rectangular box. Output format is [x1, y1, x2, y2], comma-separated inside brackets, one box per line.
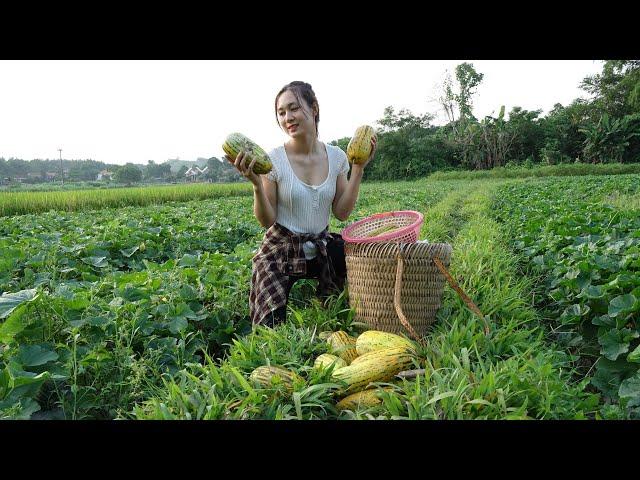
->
[324, 142, 347, 160]
[267, 144, 285, 159]
[267, 145, 287, 168]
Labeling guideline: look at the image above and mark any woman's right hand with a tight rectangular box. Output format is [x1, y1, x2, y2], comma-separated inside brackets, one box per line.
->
[224, 150, 262, 187]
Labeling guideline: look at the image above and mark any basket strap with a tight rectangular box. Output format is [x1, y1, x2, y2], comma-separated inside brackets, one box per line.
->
[432, 257, 490, 336]
[393, 251, 424, 344]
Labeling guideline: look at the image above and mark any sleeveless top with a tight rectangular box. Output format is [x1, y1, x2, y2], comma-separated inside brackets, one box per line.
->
[266, 142, 350, 259]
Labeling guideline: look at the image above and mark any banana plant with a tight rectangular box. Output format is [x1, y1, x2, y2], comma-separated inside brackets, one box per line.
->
[580, 113, 640, 163]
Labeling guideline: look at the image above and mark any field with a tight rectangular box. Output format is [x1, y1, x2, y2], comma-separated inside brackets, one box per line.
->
[1, 168, 640, 419]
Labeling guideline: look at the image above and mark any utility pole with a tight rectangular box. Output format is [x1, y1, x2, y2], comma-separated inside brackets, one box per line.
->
[58, 148, 64, 185]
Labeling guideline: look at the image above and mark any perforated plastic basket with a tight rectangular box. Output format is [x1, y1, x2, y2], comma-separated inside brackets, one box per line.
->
[341, 210, 423, 244]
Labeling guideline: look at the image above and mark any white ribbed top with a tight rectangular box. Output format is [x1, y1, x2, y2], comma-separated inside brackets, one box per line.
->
[266, 142, 350, 259]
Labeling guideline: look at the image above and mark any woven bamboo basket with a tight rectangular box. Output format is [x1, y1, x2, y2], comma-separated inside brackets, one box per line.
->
[344, 241, 452, 338]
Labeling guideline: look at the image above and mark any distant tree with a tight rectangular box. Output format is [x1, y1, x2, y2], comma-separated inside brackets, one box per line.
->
[581, 60, 640, 118]
[437, 63, 485, 168]
[114, 163, 142, 185]
[330, 136, 350, 154]
[505, 106, 545, 163]
[539, 101, 591, 163]
[454, 63, 484, 125]
[361, 107, 447, 180]
[477, 106, 517, 169]
[377, 106, 433, 133]
[175, 165, 188, 181]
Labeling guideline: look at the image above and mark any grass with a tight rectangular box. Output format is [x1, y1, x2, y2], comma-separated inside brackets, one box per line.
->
[0, 182, 252, 216]
[603, 191, 640, 211]
[428, 162, 640, 181]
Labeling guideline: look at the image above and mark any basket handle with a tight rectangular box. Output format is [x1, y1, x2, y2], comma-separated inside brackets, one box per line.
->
[432, 257, 490, 336]
[393, 251, 424, 345]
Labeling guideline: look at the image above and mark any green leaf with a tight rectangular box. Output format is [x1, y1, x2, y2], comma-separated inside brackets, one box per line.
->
[619, 373, 640, 408]
[0, 304, 30, 344]
[560, 303, 590, 324]
[592, 315, 615, 327]
[18, 345, 59, 367]
[0, 289, 38, 319]
[120, 245, 140, 258]
[594, 255, 618, 271]
[80, 348, 113, 366]
[582, 285, 605, 299]
[426, 391, 457, 406]
[0, 398, 41, 419]
[167, 316, 188, 334]
[627, 344, 640, 363]
[608, 294, 637, 317]
[178, 254, 198, 267]
[81, 256, 108, 268]
[608, 273, 639, 289]
[599, 328, 633, 361]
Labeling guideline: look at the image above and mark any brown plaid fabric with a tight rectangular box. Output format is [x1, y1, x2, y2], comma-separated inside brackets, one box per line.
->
[250, 222, 346, 326]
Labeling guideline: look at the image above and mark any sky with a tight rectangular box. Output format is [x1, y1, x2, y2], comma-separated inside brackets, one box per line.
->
[0, 60, 604, 166]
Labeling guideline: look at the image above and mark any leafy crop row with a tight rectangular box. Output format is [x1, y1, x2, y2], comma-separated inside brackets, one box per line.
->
[493, 175, 640, 415]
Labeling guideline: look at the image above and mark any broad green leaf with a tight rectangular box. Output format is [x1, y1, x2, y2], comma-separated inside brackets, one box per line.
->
[627, 344, 640, 363]
[81, 256, 108, 268]
[560, 304, 590, 325]
[592, 315, 616, 327]
[608, 273, 639, 289]
[594, 255, 618, 271]
[599, 331, 626, 361]
[120, 245, 139, 258]
[178, 254, 198, 267]
[583, 285, 605, 299]
[0, 304, 30, 344]
[178, 285, 198, 301]
[608, 294, 637, 317]
[168, 316, 188, 334]
[0, 398, 41, 419]
[0, 289, 38, 319]
[18, 345, 59, 367]
[591, 357, 636, 399]
[619, 373, 640, 408]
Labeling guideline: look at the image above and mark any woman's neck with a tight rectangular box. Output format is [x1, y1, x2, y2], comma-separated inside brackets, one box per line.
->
[287, 133, 319, 155]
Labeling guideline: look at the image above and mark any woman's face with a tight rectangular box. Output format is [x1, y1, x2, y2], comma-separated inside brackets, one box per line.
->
[276, 90, 316, 138]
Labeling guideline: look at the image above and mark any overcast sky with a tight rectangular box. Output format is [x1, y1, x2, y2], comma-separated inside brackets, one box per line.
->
[0, 60, 604, 166]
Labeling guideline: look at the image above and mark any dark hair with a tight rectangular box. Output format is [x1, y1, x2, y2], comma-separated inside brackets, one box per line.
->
[275, 81, 319, 135]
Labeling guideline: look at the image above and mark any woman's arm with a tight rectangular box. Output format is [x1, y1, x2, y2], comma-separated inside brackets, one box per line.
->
[254, 176, 277, 228]
[332, 138, 377, 221]
[332, 166, 364, 221]
[225, 151, 277, 228]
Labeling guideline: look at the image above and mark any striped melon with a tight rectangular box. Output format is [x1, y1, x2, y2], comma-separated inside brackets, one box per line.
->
[355, 330, 416, 356]
[346, 125, 377, 165]
[326, 331, 359, 365]
[222, 132, 272, 174]
[249, 366, 301, 390]
[335, 387, 392, 411]
[331, 347, 415, 395]
[313, 353, 348, 371]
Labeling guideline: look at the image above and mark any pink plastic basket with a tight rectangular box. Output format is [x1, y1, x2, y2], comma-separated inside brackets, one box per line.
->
[341, 210, 424, 244]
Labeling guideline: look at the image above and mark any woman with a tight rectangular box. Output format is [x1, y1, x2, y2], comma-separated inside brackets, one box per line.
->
[225, 81, 376, 327]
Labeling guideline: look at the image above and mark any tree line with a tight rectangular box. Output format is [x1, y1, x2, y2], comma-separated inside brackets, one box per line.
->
[331, 60, 640, 181]
[3, 61, 639, 185]
[0, 156, 243, 185]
